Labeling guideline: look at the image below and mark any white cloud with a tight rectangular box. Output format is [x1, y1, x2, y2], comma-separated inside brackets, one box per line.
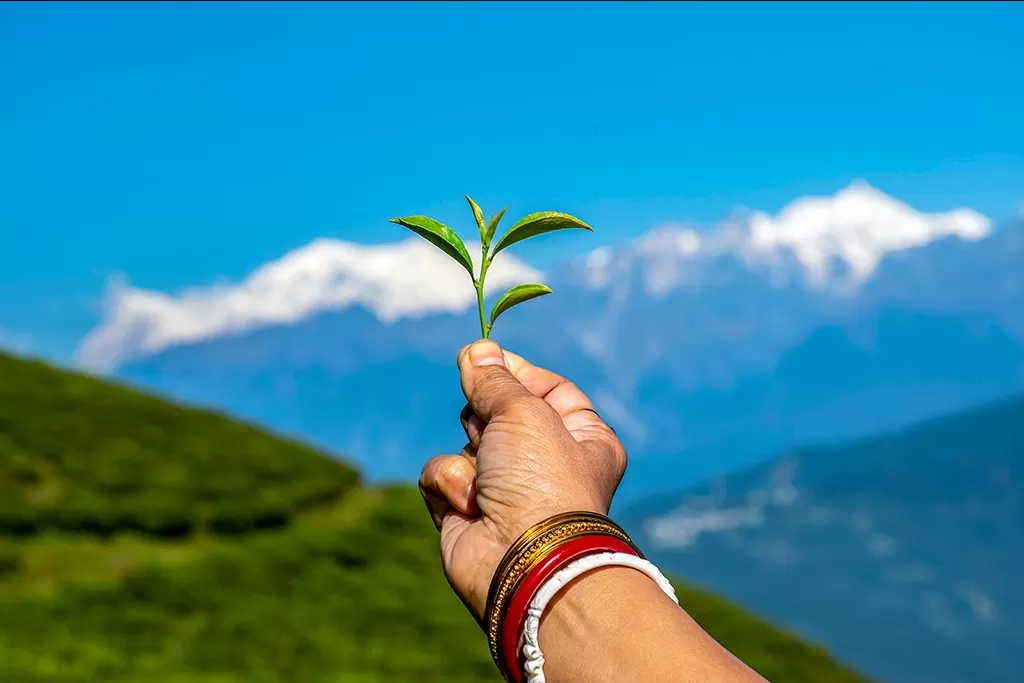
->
[77, 237, 541, 372]
[77, 182, 995, 372]
[636, 226, 707, 295]
[645, 458, 800, 549]
[582, 181, 992, 294]
[582, 247, 613, 288]
[645, 504, 766, 549]
[745, 181, 991, 286]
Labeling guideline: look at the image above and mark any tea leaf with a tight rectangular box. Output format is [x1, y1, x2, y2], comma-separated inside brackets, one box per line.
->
[491, 211, 593, 255]
[465, 195, 487, 242]
[484, 206, 507, 246]
[389, 215, 475, 276]
[489, 283, 553, 327]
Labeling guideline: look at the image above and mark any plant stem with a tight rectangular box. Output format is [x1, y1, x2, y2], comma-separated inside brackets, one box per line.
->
[475, 280, 488, 339]
[475, 242, 491, 339]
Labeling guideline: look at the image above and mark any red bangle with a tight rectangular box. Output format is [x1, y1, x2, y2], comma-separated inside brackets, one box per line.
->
[499, 534, 640, 683]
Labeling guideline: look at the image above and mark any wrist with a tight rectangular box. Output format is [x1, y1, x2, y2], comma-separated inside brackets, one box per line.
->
[472, 500, 608, 612]
[482, 511, 640, 682]
[538, 566, 681, 683]
[501, 537, 640, 681]
[500, 498, 609, 548]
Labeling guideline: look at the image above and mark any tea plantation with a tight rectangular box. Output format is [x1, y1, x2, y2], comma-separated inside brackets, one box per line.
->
[0, 351, 867, 682]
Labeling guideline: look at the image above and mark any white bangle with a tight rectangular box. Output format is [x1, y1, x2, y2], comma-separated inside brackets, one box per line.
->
[520, 552, 680, 683]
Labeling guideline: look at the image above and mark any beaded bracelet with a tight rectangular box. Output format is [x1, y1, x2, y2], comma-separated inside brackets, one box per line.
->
[521, 552, 680, 683]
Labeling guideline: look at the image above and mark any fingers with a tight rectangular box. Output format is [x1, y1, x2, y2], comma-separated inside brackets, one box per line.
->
[457, 340, 546, 424]
[462, 344, 603, 426]
[502, 349, 597, 418]
[563, 409, 628, 475]
[460, 403, 486, 449]
[462, 343, 624, 468]
[418, 454, 478, 530]
[456, 340, 626, 475]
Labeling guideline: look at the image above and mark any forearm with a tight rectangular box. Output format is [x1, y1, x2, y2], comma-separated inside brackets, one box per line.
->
[538, 566, 766, 683]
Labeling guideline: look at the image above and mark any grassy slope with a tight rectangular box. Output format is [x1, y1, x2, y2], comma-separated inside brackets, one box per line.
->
[0, 351, 867, 682]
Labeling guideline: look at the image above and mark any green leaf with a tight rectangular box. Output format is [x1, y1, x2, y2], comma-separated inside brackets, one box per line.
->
[491, 211, 593, 255]
[465, 195, 487, 242]
[389, 216, 475, 276]
[488, 283, 553, 327]
[484, 206, 507, 246]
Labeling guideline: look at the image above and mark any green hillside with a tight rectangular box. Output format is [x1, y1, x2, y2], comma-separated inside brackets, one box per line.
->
[0, 351, 867, 682]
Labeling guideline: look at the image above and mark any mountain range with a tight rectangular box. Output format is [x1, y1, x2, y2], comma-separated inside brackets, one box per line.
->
[624, 393, 1024, 683]
[12, 182, 1022, 682]
[78, 183, 1024, 503]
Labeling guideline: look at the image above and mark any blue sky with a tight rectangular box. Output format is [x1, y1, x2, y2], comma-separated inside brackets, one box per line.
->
[2, 1, 1022, 361]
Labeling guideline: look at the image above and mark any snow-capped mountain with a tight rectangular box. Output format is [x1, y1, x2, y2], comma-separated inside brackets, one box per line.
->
[78, 238, 541, 372]
[81, 182, 993, 373]
[80, 183, 1024, 496]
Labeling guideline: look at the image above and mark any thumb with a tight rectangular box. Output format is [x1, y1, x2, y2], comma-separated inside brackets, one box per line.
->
[457, 340, 541, 423]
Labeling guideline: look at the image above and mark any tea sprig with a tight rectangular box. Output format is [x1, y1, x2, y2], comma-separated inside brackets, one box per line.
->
[390, 197, 593, 339]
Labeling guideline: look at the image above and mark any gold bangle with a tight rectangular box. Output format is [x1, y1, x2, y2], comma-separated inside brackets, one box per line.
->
[484, 511, 643, 681]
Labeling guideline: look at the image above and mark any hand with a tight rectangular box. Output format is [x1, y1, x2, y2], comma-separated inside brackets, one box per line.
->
[418, 339, 628, 619]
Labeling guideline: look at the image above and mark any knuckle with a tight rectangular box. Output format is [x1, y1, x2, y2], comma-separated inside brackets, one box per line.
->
[605, 429, 628, 473]
[562, 379, 582, 396]
[420, 454, 446, 481]
[614, 443, 628, 476]
[447, 455, 475, 481]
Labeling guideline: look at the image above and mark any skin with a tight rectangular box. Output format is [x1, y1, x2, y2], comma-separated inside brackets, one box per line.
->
[420, 340, 767, 683]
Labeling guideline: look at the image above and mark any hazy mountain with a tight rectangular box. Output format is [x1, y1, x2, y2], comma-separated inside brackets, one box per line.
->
[88, 185, 1023, 497]
[625, 394, 1024, 683]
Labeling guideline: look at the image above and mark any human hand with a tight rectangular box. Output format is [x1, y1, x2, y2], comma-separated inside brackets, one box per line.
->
[418, 339, 627, 620]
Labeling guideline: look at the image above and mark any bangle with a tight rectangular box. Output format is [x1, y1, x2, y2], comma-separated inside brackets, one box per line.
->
[521, 552, 680, 683]
[500, 535, 639, 683]
[485, 511, 641, 682]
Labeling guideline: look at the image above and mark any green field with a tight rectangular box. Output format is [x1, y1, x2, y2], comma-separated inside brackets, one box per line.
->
[0, 351, 867, 682]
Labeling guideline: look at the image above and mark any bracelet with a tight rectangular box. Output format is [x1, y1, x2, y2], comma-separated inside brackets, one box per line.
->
[521, 552, 680, 683]
[484, 512, 642, 682]
[499, 535, 640, 683]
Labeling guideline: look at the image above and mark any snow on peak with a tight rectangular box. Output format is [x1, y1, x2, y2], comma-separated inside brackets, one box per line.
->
[582, 182, 992, 295]
[745, 181, 991, 286]
[77, 183, 993, 372]
[77, 237, 540, 372]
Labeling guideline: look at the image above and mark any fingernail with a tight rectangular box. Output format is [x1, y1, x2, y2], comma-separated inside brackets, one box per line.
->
[465, 413, 485, 442]
[464, 479, 479, 515]
[468, 340, 508, 368]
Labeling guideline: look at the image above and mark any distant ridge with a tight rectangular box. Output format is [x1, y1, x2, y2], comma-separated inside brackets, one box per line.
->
[627, 392, 1024, 683]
